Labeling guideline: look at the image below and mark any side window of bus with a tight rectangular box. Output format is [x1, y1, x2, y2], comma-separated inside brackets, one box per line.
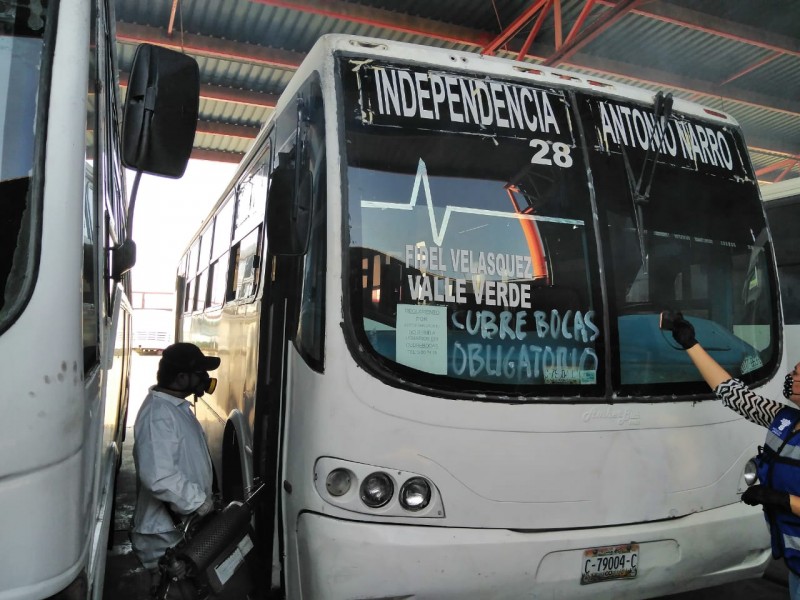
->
[82, 173, 99, 371]
[184, 279, 194, 313]
[209, 197, 234, 309]
[185, 239, 199, 313]
[196, 226, 212, 312]
[209, 252, 229, 307]
[196, 269, 209, 312]
[198, 226, 212, 273]
[234, 161, 268, 235]
[782, 266, 800, 325]
[228, 227, 262, 301]
[226, 153, 269, 303]
[187, 240, 199, 281]
[767, 201, 800, 325]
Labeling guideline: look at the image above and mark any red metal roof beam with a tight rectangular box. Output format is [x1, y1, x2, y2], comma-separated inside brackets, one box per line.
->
[191, 149, 245, 164]
[755, 159, 796, 177]
[251, 0, 490, 47]
[553, 0, 562, 49]
[543, 0, 641, 66]
[167, 0, 179, 36]
[117, 22, 304, 71]
[483, 0, 549, 55]
[563, 0, 597, 47]
[517, 0, 554, 60]
[719, 52, 780, 86]
[119, 72, 278, 108]
[196, 121, 260, 140]
[774, 161, 799, 183]
[596, 0, 800, 58]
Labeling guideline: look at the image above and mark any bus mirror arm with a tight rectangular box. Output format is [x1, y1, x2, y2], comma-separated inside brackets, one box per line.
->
[111, 170, 142, 281]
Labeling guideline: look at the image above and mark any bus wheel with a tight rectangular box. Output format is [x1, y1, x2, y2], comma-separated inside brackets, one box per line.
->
[222, 424, 245, 502]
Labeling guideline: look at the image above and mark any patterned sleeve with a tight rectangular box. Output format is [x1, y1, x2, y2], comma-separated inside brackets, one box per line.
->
[714, 378, 783, 428]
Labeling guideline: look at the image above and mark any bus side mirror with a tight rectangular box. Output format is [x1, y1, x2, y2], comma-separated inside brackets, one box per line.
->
[121, 44, 199, 178]
[111, 239, 136, 280]
[266, 151, 312, 256]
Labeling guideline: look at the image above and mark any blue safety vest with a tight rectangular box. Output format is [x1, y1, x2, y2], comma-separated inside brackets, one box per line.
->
[755, 405, 800, 575]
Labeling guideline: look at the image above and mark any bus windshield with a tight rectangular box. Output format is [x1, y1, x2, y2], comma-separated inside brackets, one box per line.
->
[0, 1, 49, 328]
[341, 56, 777, 399]
[577, 94, 776, 394]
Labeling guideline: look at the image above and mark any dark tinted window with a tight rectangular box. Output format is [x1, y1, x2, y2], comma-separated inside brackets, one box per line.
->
[766, 196, 800, 325]
[0, 0, 51, 331]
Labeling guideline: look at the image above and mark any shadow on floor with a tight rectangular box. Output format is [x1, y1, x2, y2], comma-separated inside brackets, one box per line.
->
[103, 426, 151, 600]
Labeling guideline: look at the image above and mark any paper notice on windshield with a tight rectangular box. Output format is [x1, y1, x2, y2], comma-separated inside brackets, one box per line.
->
[396, 304, 447, 375]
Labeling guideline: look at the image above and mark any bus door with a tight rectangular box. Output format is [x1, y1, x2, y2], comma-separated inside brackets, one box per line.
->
[258, 73, 326, 593]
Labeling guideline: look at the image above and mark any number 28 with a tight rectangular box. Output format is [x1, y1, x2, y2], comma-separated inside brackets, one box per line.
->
[530, 139, 573, 168]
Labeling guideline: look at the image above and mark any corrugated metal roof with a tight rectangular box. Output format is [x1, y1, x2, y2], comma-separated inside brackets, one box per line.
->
[198, 99, 270, 130]
[669, 0, 800, 39]
[192, 55, 291, 92]
[113, 0, 800, 180]
[583, 13, 772, 84]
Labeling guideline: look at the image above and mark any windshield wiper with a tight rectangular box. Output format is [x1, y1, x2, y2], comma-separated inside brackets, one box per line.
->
[620, 91, 674, 272]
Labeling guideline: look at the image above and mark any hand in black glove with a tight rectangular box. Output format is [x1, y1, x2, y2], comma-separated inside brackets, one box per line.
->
[741, 484, 791, 512]
[671, 313, 698, 350]
[166, 557, 188, 580]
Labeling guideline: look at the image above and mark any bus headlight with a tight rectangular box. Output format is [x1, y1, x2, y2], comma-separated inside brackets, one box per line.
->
[744, 458, 758, 487]
[326, 468, 353, 497]
[314, 457, 444, 517]
[360, 472, 394, 508]
[399, 477, 431, 511]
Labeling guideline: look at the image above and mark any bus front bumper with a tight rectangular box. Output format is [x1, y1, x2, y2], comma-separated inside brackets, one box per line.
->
[294, 503, 771, 599]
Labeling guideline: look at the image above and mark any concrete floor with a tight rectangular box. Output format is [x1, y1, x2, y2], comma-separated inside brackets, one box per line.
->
[103, 431, 151, 600]
[102, 354, 790, 599]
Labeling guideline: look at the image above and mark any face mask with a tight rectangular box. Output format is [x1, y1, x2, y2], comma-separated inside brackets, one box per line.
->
[784, 373, 795, 400]
[193, 372, 217, 397]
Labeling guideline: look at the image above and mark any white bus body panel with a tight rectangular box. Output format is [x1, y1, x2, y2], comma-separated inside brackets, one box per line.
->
[282, 347, 771, 599]
[0, 2, 119, 598]
[296, 505, 768, 599]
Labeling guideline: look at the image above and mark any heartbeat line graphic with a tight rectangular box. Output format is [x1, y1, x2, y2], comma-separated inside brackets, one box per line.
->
[360, 159, 584, 246]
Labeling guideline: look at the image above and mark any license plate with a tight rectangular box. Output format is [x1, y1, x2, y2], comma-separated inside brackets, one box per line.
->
[581, 543, 638, 584]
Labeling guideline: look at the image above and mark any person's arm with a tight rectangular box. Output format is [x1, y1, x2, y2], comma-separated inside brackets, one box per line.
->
[685, 344, 732, 391]
[671, 314, 782, 427]
[670, 314, 731, 389]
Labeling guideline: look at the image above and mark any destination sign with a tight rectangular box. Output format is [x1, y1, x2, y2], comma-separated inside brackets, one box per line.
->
[345, 58, 575, 145]
[579, 94, 751, 178]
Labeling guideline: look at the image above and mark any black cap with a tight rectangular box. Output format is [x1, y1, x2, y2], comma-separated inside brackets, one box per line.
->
[160, 342, 220, 373]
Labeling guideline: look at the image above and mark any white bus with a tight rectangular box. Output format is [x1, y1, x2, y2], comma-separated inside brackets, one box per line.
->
[0, 0, 198, 597]
[762, 178, 800, 367]
[177, 35, 781, 599]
